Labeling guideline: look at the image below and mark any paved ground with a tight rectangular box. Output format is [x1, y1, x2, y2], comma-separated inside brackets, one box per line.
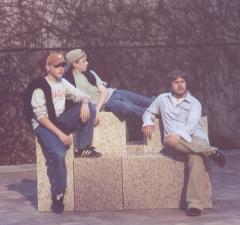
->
[0, 150, 239, 225]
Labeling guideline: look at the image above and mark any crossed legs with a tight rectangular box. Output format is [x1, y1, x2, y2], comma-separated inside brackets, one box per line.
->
[164, 136, 214, 214]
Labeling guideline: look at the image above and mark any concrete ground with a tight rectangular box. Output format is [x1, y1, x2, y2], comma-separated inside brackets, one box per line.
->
[0, 150, 239, 225]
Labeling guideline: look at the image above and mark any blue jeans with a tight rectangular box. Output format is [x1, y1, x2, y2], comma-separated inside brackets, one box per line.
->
[105, 89, 154, 120]
[34, 103, 96, 195]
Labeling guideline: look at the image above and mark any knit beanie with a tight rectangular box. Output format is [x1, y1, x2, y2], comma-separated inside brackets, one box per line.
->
[66, 49, 86, 64]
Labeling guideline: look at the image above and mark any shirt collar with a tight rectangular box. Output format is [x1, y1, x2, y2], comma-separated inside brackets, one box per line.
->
[167, 91, 192, 103]
[184, 91, 193, 102]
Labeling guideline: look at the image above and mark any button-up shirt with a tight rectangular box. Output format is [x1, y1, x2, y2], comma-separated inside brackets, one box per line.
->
[142, 91, 208, 143]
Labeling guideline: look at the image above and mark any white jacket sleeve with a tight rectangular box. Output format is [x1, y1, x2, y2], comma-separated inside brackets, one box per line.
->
[31, 88, 48, 120]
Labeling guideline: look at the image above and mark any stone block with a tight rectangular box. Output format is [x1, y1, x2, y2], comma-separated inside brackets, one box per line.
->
[93, 112, 126, 155]
[36, 138, 74, 211]
[126, 144, 144, 154]
[74, 156, 123, 211]
[200, 116, 208, 134]
[143, 119, 163, 154]
[126, 119, 163, 154]
[122, 154, 212, 209]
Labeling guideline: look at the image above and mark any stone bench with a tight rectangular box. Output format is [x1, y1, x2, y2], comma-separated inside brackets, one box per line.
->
[36, 112, 212, 211]
[74, 154, 212, 211]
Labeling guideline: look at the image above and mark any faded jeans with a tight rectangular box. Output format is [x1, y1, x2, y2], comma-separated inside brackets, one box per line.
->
[34, 103, 96, 196]
[105, 89, 154, 120]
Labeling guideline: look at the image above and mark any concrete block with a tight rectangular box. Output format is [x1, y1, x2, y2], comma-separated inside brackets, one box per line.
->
[126, 119, 163, 154]
[200, 116, 208, 134]
[93, 112, 126, 155]
[122, 154, 212, 209]
[126, 144, 144, 154]
[36, 138, 74, 211]
[144, 119, 163, 154]
[74, 156, 123, 211]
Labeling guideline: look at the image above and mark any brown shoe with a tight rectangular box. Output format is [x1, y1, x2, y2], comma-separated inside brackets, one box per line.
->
[186, 208, 202, 216]
[211, 150, 226, 168]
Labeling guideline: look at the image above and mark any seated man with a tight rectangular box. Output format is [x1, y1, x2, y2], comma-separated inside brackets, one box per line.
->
[64, 49, 154, 127]
[142, 69, 225, 217]
[24, 53, 101, 213]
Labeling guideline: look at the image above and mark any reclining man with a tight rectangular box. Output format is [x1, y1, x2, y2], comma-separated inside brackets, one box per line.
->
[142, 69, 226, 216]
[64, 49, 154, 146]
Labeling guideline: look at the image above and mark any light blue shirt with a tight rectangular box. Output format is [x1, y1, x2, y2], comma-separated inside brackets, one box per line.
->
[142, 91, 208, 143]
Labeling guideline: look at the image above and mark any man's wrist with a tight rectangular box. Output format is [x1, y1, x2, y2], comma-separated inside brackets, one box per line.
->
[82, 97, 89, 104]
[96, 106, 101, 112]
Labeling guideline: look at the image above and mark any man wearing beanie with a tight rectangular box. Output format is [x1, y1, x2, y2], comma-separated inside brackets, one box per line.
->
[24, 52, 101, 213]
[64, 49, 154, 130]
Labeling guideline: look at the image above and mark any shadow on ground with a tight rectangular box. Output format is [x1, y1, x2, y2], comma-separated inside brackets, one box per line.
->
[7, 179, 37, 209]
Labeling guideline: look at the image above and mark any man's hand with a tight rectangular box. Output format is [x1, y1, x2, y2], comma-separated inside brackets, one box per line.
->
[143, 125, 155, 139]
[80, 103, 90, 123]
[164, 133, 181, 146]
[57, 131, 72, 147]
[38, 116, 72, 149]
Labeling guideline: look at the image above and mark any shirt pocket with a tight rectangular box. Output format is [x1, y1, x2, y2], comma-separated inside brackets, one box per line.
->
[177, 103, 191, 121]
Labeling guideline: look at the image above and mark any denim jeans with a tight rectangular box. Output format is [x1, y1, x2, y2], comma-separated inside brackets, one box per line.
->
[34, 103, 96, 195]
[105, 89, 154, 120]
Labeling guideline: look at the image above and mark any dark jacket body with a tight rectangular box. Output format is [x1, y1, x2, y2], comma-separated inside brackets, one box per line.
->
[23, 76, 61, 129]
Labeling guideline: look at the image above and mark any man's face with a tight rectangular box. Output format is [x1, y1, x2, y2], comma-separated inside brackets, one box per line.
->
[171, 76, 187, 98]
[47, 62, 65, 79]
[73, 56, 88, 72]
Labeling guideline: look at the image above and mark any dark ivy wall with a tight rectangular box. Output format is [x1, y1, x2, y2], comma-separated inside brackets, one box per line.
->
[0, 0, 240, 165]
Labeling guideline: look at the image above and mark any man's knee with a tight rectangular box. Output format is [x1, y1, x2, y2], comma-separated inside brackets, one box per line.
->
[47, 150, 66, 166]
[163, 138, 178, 148]
[164, 138, 192, 155]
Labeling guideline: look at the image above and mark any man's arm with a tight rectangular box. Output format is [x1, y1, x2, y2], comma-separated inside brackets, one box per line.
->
[142, 96, 161, 139]
[95, 84, 108, 112]
[91, 70, 109, 112]
[90, 70, 109, 126]
[63, 78, 92, 122]
[93, 84, 108, 125]
[31, 89, 71, 146]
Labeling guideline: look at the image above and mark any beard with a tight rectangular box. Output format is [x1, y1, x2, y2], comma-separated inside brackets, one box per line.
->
[173, 89, 188, 98]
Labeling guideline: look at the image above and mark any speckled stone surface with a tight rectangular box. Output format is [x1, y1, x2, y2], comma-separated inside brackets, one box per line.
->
[200, 116, 208, 134]
[36, 138, 74, 211]
[74, 156, 123, 211]
[126, 119, 163, 154]
[93, 112, 127, 155]
[144, 119, 163, 154]
[126, 144, 145, 154]
[122, 154, 212, 209]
